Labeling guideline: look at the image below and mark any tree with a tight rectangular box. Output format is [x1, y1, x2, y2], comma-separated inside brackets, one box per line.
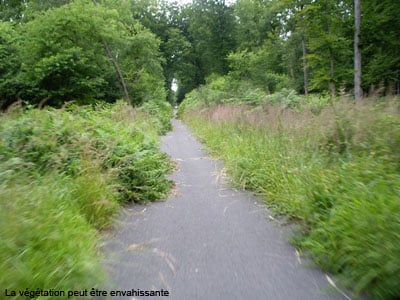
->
[0, 22, 21, 109]
[127, 0, 187, 102]
[187, 0, 236, 80]
[162, 27, 193, 103]
[25, 0, 71, 14]
[17, 1, 117, 105]
[361, 0, 400, 94]
[306, 0, 353, 97]
[14, 0, 165, 106]
[134, 0, 237, 102]
[120, 21, 166, 104]
[278, 0, 313, 95]
[0, 0, 26, 21]
[233, 0, 280, 50]
[354, 0, 362, 99]
[93, 0, 130, 104]
[227, 36, 292, 93]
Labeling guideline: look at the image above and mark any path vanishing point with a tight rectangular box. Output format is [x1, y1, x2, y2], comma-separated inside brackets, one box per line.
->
[102, 118, 346, 300]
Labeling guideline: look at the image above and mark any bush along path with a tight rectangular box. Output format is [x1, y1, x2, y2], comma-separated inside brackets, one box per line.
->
[0, 102, 173, 299]
[102, 118, 346, 300]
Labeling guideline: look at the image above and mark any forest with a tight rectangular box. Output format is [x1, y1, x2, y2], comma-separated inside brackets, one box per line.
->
[0, 0, 399, 106]
[0, 0, 399, 299]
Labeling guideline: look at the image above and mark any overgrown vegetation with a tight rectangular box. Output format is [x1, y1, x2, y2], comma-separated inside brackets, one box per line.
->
[179, 85, 400, 299]
[178, 74, 340, 117]
[0, 101, 173, 299]
[0, 1, 177, 297]
[1, 0, 399, 298]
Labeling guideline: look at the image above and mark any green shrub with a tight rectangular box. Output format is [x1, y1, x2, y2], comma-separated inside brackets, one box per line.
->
[304, 94, 331, 115]
[178, 76, 265, 116]
[0, 101, 173, 297]
[267, 88, 302, 108]
[116, 151, 173, 203]
[139, 99, 173, 134]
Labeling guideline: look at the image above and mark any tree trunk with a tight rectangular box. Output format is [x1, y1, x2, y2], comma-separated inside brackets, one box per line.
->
[100, 39, 131, 104]
[354, 0, 362, 100]
[92, 0, 131, 105]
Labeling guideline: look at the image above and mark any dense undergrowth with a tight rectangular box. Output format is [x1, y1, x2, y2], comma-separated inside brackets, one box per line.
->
[179, 82, 400, 299]
[0, 101, 173, 299]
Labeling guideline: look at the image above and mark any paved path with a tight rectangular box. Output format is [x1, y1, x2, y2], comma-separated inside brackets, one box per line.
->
[103, 119, 344, 300]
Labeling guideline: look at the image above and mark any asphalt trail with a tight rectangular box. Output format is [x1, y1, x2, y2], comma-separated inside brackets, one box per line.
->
[102, 119, 345, 300]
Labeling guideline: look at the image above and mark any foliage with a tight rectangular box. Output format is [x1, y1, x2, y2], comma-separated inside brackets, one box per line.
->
[119, 21, 167, 105]
[172, 0, 400, 98]
[128, 0, 195, 104]
[188, 0, 236, 77]
[1, 0, 166, 107]
[0, 0, 26, 21]
[0, 22, 21, 109]
[361, 0, 400, 92]
[234, 0, 281, 50]
[304, 0, 353, 94]
[267, 88, 302, 107]
[178, 74, 267, 116]
[0, 175, 103, 298]
[139, 99, 173, 134]
[180, 97, 400, 299]
[0, 102, 173, 297]
[227, 41, 294, 93]
[178, 77, 327, 115]
[129, 0, 237, 102]
[2, 0, 400, 106]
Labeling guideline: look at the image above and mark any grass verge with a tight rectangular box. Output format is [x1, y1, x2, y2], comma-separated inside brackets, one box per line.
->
[180, 97, 400, 299]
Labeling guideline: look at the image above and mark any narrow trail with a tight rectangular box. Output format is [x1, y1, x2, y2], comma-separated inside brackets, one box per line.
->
[103, 119, 344, 300]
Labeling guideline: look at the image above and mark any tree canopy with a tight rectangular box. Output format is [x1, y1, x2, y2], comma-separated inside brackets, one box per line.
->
[0, 0, 165, 108]
[0, 0, 399, 108]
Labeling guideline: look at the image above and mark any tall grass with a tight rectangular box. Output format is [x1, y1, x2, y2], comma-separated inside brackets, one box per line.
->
[0, 175, 103, 296]
[181, 97, 400, 299]
[0, 100, 173, 299]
